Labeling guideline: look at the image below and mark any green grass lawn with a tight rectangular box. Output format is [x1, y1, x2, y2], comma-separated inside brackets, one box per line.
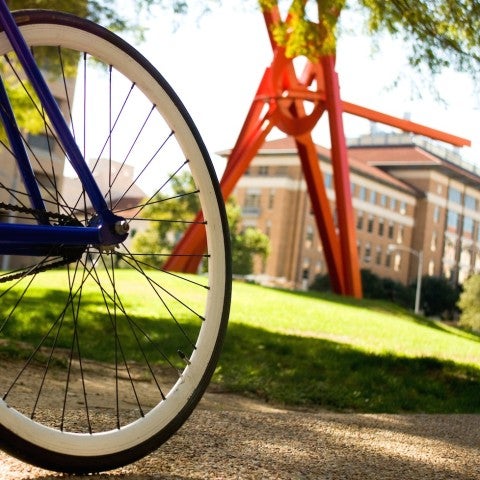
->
[1, 271, 479, 413]
[216, 281, 480, 413]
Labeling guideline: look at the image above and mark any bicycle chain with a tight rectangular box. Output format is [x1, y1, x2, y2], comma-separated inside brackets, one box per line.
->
[0, 202, 85, 283]
[0, 201, 73, 223]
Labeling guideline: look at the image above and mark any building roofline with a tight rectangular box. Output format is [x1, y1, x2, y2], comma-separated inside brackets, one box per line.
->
[217, 136, 419, 195]
[348, 133, 480, 190]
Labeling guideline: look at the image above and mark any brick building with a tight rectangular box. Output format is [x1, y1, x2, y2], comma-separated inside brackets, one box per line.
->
[0, 75, 76, 271]
[226, 133, 480, 290]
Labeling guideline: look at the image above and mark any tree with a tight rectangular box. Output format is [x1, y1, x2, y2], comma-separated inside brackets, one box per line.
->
[8, 0, 219, 34]
[8, 1, 148, 30]
[458, 275, 480, 331]
[132, 177, 270, 274]
[227, 197, 270, 276]
[132, 171, 200, 268]
[417, 276, 459, 318]
[120, 0, 479, 80]
[13, 0, 480, 78]
[259, 0, 480, 79]
[3, 0, 181, 136]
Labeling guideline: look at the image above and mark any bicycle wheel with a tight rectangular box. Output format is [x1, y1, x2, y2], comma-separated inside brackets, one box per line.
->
[0, 9, 231, 473]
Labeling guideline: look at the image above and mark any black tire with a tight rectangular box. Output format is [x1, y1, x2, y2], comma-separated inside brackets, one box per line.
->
[0, 10, 230, 473]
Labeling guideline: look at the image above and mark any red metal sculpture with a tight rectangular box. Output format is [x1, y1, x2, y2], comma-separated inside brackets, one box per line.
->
[165, 3, 470, 298]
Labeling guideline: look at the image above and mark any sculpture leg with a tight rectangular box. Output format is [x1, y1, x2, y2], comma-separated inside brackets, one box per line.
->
[321, 56, 362, 298]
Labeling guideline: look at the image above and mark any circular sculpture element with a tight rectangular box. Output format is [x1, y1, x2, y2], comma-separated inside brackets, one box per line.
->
[269, 52, 326, 136]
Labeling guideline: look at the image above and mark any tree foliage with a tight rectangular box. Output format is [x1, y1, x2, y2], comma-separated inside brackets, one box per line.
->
[310, 270, 459, 318]
[310, 269, 415, 308]
[358, 0, 480, 75]
[10, 0, 480, 77]
[7, 0, 219, 35]
[259, 0, 345, 59]
[8, 1, 121, 31]
[458, 275, 480, 331]
[227, 197, 270, 276]
[132, 178, 270, 275]
[259, 0, 480, 76]
[132, 171, 200, 268]
[417, 275, 459, 318]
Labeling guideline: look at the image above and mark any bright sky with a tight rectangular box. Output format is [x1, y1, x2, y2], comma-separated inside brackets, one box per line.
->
[133, 4, 480, 175]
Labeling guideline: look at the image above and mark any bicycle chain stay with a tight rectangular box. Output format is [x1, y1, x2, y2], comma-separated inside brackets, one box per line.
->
[0, 201, 86, 283]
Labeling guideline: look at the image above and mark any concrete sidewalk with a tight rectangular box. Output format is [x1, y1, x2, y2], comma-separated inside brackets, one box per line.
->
[2, 392, 480, 479]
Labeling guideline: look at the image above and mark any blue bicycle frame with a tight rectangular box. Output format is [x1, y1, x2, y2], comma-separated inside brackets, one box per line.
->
[0, 1, 128, 255]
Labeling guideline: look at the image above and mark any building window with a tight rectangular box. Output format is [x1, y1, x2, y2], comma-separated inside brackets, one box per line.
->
[370, 190, 377, 204]
[447, 210, 459, 233]
[358, 186, 366, 201]
[380, 194, 387, 207]
[367, 215, 374, 233]
[448, 186, 462, 204]
[364, 243, 371, 263]
[356, 211, 364, 230]
[428, 260, 435, 276]
[265, 220, 272, 238]
[302, 258, 311, 281]
[394, 253, 402, 272]
[444, 239, 456, 263]
[460, 248, 471, 268]
[258, 166, 269, 176]
[375, 246, 382, 265]
[378, 218, 384, 236]
[399, 201, 407, 215]
[475, 253, 480, 273]
[431, 231, 437, 252]
[385, 250, 392, 268]
[390, 197, 397, 211]
[465, 194, 476, 211]
[397, 225, 404, 244]
[463, 216, 474, 239]
[388, 222, 394, 239]
[324, 173, 332, 189]
[27, 133, 53, 152]
[433, 205, 440, 223]
[305, 225, 314, 249]
[243, 189, 261, 216]
[268, 189, 275, 209]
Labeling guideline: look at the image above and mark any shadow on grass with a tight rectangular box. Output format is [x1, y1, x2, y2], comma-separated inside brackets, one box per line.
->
[0, 288, 201, 365]
[216, 322, 480, 413]
[2, 286, 479, 414]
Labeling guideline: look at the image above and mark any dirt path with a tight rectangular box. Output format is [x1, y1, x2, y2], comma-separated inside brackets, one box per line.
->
[1, 389, 480, 480]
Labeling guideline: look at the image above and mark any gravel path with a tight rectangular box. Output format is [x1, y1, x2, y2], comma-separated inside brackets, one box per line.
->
[1, 391, 480, 480]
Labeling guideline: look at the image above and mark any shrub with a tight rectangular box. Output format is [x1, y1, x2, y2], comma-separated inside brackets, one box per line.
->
[308, 273, 331, 292]
[458, 275, 480, 331]
[309, 269, 414, 308]
[310, 271, 459, 318]
[418, 276, 460, 318]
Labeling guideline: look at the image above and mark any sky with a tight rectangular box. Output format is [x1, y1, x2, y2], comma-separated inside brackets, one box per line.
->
[131, 3, 480, 175]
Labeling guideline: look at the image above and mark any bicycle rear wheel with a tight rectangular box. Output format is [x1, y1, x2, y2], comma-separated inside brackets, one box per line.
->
[0, 10, 230, 473]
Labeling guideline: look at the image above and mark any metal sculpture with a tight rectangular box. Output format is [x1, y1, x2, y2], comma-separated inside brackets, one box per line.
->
[165, 3, 470, 298]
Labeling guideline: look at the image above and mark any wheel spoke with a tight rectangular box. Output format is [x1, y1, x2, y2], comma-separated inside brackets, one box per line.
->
[0, 13, 229, 474]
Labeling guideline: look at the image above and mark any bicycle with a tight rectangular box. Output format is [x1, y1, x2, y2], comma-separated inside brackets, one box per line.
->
[0, 2, 231, 474]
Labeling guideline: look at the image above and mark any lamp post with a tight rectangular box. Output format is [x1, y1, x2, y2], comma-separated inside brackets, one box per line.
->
[387, 244, 424, 315]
